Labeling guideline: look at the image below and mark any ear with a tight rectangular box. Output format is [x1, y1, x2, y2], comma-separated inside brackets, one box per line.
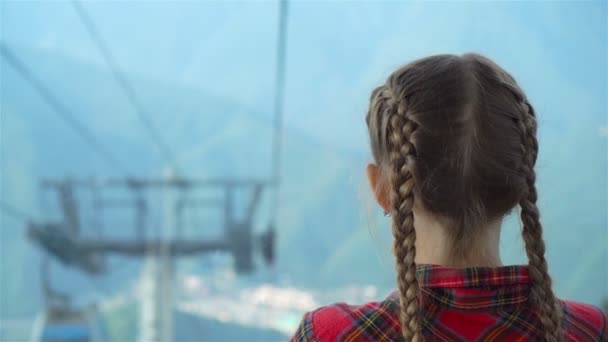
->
[366, 163, 391, 214]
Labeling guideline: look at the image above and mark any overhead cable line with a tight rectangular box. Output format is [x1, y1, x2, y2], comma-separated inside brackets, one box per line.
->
[0, 45, 131, 175]
[0, 200, 33, 224]
[270, 0, 289, 219]
[71, 1, 181, 173]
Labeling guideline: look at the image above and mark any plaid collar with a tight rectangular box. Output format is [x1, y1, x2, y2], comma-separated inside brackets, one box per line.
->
[387, 264, 531, 310]
[415, 264, 530, 287]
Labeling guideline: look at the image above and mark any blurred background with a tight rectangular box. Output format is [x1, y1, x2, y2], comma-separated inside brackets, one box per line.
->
[0, 1, 606, 341]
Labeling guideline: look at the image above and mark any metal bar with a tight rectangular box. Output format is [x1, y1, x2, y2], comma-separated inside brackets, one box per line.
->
[245, 185, 264, 223]
[42, 178, 273, 189]
[181, 199, 224, 207]
[77, 239, 229, 256]
[58, 184, 80, 235]
[99, 199, 137, 207]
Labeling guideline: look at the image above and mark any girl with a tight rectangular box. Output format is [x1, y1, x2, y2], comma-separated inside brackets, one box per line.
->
[290, 54, 607, 341]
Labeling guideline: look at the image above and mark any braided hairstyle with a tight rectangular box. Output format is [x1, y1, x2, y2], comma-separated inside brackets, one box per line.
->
[366, 54, 562, 341]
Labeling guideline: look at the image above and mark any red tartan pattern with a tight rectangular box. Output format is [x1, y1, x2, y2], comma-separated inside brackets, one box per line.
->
[291, 265, 607, 341]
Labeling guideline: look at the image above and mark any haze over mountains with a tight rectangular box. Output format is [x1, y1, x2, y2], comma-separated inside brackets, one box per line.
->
[1, 1, 606, 340]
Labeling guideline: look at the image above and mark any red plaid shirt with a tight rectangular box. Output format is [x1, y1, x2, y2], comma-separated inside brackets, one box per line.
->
[291, 265, 607, 341]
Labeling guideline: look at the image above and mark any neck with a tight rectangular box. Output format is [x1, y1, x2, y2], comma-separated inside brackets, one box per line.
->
[412, 210, 503, 267]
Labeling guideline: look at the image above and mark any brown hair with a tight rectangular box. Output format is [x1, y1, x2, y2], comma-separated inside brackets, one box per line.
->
[366, 54, 562, 341]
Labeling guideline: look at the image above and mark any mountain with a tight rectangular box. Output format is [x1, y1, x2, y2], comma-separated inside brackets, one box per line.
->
[0, 43, 391, 318]
[1, 39, 606, 334]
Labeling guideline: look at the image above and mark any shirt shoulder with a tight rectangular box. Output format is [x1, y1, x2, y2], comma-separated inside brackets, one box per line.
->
[561, 300, 608, 341]
[289, 297, 402, 342]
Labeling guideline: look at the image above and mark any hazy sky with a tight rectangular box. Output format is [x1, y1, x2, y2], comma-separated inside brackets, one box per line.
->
[1, 0, 606, 308]
[2, 1, 605, 152]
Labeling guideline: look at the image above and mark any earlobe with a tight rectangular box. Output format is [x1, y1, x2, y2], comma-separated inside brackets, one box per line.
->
[366, 164, 379, 192]
[366, 163, 391, 214]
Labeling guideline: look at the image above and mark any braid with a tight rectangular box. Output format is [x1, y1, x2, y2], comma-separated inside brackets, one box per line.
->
[517, 100, 563, 342]
[385, 89, 421, 341]
[365, 54, 565, 342]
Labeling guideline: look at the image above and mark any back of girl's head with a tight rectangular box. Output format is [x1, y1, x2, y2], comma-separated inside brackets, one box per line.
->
[366, 54, 562, 341]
